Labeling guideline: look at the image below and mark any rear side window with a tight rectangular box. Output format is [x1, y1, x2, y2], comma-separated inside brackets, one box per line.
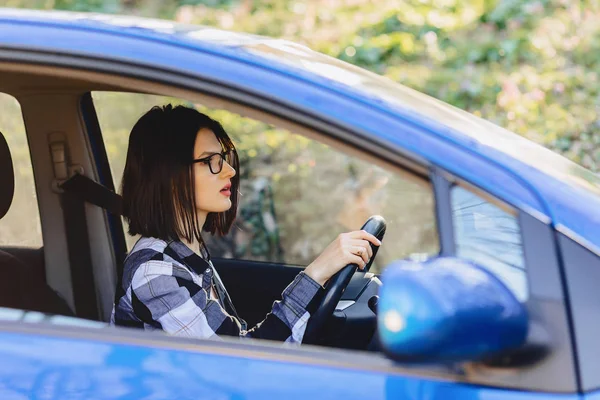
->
[0, 93, 42, 247]
[451, 186, 527, 301]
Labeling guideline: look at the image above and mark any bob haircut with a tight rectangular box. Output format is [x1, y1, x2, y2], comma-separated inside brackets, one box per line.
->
[121, 104, 240, 243]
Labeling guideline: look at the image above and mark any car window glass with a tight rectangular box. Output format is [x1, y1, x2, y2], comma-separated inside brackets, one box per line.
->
[93, 92, 439, 272]
[0, 93, 43, 247]
[451, 185, 527, 301]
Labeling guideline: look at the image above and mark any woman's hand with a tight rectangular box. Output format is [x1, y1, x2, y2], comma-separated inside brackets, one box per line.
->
[304, 230, 382, 286]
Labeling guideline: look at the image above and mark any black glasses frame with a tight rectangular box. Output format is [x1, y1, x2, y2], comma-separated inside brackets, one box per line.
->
[191, 151, 231, 175]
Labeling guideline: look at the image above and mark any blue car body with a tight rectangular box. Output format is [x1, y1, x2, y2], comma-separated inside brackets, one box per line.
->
[0, 324, 578, 400]
[0, 8, 598, 399]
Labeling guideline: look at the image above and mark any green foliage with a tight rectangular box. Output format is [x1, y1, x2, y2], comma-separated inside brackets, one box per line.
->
[137, 0, 596, 172]
[53, 0, 120, 12]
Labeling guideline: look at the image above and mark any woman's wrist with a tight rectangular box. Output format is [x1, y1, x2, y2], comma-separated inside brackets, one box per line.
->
[304, 262, 327, 286]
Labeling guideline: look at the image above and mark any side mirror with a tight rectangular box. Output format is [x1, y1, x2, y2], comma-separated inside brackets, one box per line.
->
[377, 257, 528, 363]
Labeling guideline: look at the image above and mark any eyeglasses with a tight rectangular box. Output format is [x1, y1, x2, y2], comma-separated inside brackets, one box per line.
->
[191, 150, 232, 175]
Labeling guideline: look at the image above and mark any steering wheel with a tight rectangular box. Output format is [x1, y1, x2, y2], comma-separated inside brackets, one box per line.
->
[303, 215, 386, 345]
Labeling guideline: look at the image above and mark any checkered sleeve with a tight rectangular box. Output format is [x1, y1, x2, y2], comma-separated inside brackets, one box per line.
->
[244, 271, 323, 343]
[131, 260, 323, 342]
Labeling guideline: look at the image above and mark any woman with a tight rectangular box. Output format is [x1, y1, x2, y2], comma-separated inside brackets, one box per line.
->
[111, 105, 380, 343]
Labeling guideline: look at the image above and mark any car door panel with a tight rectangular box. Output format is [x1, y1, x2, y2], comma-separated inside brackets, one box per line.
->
[212, 259, 302, 327]
[584, 391, 600, 400]
[0, 326, 580, 400]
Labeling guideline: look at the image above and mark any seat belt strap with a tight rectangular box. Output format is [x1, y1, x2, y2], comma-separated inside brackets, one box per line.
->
[60, 173, 122, 216]
[60, 173, 124, 319]
[59, 187, 99, 319]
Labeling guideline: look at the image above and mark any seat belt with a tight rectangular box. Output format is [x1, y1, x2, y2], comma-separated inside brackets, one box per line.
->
[59, 186, 98, 319]
[59, 173, 123, 319]
[49, 134, 98, 319]
[60, 173, 122, 216]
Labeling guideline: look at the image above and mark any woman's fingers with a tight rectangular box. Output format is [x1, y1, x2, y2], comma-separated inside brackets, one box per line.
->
[348, 253, 366, 270]
[304, 229, 382, 285]
[343, 231, 380, 268]
[349, 239, 373, 258]
[349, 230, 381, 247]
[349, 245, 369, 265]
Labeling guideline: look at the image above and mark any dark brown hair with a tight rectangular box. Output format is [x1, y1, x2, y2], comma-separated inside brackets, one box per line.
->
[121, 104, 239, 243]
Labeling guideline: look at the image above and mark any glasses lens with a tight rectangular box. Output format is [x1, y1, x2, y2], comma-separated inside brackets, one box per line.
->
[210, 153, 224, 174]
[225, 149, 233, 165]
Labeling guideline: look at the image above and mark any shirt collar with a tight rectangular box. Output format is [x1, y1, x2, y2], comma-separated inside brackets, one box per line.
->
[164, 240, 211, 275]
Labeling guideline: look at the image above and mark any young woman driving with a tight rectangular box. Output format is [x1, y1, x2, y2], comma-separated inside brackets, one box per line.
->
[111, 105, 380, 343]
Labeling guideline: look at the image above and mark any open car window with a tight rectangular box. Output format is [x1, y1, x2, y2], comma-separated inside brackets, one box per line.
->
[0, 93, 42, 248]
[93, 92, 439, 273]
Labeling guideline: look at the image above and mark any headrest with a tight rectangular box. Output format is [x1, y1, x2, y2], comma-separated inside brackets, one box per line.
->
[0, 131, 14, 219]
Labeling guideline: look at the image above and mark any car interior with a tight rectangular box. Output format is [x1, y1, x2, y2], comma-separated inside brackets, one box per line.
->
[0, 61, 440, 351]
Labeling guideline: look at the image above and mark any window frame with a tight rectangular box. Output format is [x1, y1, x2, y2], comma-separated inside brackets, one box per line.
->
[79, 93, 128, 293]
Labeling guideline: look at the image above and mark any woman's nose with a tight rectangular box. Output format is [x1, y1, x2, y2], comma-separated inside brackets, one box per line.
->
[221, 160, 236, 178]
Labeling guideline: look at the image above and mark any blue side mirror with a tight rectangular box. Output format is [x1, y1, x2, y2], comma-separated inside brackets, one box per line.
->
[377, 257, 528, 362]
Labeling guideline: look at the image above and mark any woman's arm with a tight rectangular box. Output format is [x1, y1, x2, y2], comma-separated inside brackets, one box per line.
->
[130, 260, 321, 342]
[243, 271, 323, 342]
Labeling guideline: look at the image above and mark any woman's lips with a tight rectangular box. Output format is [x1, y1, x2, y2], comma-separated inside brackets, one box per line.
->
[220, 184, 232, 197]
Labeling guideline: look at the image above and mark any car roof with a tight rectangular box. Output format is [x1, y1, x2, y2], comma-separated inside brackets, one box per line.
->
[1, 8, 600, 253]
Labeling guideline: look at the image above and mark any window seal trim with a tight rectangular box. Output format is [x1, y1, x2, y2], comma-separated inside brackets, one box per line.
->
[79, 93, 127, 289]
[431, 168, 455, 257]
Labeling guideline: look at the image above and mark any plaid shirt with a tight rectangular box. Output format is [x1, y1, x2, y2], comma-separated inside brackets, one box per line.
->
[110, 237, 323, 343]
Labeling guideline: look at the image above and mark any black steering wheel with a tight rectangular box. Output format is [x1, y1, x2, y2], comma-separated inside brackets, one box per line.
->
[303, 215, 386, 345]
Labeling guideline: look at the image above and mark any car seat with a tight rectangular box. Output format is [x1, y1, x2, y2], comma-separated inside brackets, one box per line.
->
[0, 129, 73, 316]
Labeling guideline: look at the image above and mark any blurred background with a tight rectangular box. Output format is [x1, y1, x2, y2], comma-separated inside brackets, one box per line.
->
[0, 1, 594, 281]
[4, 0, 599, 171]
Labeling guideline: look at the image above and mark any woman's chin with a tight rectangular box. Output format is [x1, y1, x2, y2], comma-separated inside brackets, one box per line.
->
[207, 200, 232, 213]
[221, 198, 233, 210]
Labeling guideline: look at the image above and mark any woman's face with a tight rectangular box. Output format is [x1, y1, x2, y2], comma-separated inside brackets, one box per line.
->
[192, 128, 236, 218]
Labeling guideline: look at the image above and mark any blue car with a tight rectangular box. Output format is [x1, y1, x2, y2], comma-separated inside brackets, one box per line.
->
[0, 8, 599, 400]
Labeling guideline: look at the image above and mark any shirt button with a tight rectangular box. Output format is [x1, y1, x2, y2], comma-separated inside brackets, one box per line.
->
[205, 268, 212, 275]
